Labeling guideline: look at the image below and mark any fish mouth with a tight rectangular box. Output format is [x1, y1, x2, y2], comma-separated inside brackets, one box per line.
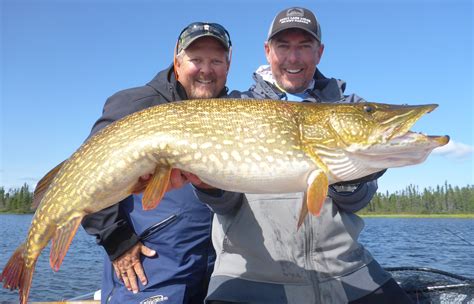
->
[351, 102, 449, 168]
[390, 132, 450, 146]
[370, 131, 449, 152]
[357, 132, 450, 167]
[381, 104, 438, 141]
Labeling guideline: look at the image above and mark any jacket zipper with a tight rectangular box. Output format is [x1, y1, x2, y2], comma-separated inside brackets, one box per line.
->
[139, 214, 178, 241]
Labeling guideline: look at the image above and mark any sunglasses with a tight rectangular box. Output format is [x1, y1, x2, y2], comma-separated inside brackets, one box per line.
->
[176, 22, 232, 54]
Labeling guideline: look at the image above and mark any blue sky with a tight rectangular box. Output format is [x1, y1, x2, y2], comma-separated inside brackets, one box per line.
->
[1, 0, 473, 194]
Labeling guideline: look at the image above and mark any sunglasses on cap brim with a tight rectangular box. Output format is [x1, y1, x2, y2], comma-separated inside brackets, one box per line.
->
[176, 22, 232, 54]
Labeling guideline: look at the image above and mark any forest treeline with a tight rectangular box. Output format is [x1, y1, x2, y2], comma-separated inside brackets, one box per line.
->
[1, 182, 473, 214]
[0, 183, 34, 213]
[360, 182, 474, 214]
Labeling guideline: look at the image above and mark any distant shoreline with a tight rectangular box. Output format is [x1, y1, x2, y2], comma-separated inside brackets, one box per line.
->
[359, 213, 474, 219]
[1, 211, 473, 219]
[0, 211, 34, 215]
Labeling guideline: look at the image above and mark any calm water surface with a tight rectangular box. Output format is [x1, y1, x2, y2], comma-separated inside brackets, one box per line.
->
[0, 214, 473, 302]
[360, 217, 474, 276]
[0, 214, 103, 303]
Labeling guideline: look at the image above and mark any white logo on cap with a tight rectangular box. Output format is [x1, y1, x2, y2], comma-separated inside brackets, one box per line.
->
[286, 8, 304, 17]
[278, 8, 311, 25]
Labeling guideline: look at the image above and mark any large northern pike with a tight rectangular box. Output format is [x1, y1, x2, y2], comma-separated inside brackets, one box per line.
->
[1, 99, 448, 303]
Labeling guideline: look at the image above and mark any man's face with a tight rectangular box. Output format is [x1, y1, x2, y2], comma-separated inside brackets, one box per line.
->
[265, 29, 324, 94]
[175, 37, 230, 99]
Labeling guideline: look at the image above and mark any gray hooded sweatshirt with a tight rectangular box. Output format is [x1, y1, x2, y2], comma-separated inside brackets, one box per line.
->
[195, 66, 392, 303]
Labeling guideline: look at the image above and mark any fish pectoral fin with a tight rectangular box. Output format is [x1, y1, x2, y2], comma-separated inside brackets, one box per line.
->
[32, 160, 66, 209]
[50, 216, 82, 272]
[142, 166, 172, 211]
[297, 170, 328, 229]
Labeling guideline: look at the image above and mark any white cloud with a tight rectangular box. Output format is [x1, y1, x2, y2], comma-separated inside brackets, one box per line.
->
[433, 139, 474, 159]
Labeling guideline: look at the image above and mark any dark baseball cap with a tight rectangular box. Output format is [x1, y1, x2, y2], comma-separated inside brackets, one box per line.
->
[267, 7, 321, 42]
[176, 22, 232, 54]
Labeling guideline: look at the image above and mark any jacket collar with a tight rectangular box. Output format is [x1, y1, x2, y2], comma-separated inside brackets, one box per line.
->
[251, 65, 346, 102]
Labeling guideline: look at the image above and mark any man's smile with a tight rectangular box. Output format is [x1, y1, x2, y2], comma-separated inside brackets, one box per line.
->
[284, 68, 304, 74]
[196, 79, 213, 84]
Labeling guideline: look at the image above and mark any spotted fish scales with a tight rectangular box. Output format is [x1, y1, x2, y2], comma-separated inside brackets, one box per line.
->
[1, 98, 449, 303]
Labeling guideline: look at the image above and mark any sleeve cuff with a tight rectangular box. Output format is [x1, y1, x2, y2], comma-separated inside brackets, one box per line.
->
[194, 188, 243, 215]
[100, 221, 140, 261]
[329, 180, 378, 213]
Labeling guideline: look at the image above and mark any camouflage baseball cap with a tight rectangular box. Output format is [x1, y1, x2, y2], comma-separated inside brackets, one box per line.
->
[177, 22, 232, 54]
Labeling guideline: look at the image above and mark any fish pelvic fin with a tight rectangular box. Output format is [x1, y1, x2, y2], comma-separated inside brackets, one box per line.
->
[50, 216, 82, 272]
[306, 170, 328, 216]
[297, 170, 328, 230]
[142, 166, 172, 210]
[296, 141, 329, 229]
[0, 243, 35, 304]
[32, 160, 66, 209]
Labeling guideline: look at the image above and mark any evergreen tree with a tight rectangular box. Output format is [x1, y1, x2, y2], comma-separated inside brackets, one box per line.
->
[0, 187, 5, 210]
[361, 183, 474, 214]
[1, 182, 473, 214]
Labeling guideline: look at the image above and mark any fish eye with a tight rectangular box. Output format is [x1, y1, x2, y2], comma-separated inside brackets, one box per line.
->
[363, 105, 373, 113]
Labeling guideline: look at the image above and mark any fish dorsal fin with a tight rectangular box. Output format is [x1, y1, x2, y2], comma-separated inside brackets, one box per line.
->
[297, 170, 328, 229]
[32, 161, 66, 209]
[50, 216, 82, 271]
[141, 166, 172, 211]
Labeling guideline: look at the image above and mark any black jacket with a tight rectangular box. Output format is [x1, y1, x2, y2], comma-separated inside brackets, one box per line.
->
[81, 64, 227, 259]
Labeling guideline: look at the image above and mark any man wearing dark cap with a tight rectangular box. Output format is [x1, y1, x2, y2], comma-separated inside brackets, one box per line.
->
[193, 7, 414, 304]
[81, 22, 232, 304]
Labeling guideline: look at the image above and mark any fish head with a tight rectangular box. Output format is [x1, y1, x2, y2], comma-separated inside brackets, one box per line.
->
[327, 102, 449, 169]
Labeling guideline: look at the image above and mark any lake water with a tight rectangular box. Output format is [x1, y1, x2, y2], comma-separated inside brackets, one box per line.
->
[0, 214, 473, 302]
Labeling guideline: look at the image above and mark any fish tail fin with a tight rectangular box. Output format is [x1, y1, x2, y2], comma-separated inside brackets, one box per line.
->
[1, 243, 36, 304]
[1, 243, 26, 289]
[19, 265, 35, 304]
[50, 216, 82, 271]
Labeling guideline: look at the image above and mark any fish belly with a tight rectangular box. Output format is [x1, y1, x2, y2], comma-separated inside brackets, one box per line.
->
[174, 151, 315, 193]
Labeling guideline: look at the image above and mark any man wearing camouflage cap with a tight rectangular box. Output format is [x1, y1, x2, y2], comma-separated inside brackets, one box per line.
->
[82, 22, 232, 304]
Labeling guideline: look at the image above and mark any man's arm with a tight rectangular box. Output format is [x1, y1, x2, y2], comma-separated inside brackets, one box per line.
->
[194, 189, 244, 215]
[81, 202, 139, 259]
[328, 170, 387, 213]
[178, 171, 244, 215]
[194, 181, 377, 216]
[328, 180, 377, 213]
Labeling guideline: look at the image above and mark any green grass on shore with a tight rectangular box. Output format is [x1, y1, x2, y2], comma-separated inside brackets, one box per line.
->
[2, 211, 473, 218]
[359, 213, 474, 219]
[0, 210, 34, 214]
